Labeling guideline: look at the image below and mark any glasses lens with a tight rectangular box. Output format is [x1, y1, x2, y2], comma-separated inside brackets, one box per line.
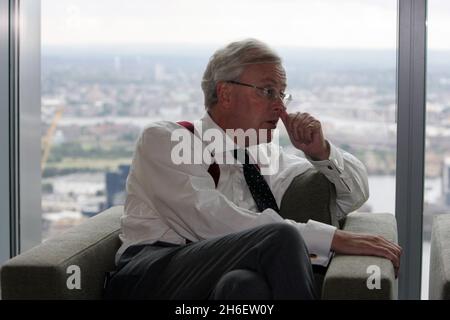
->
[283, 94, 292, 106]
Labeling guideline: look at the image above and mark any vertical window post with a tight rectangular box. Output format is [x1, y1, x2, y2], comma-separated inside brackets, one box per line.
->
[396, 0, 427, 300]
[0, 0, 41, 264]
[0, 0, 12, 264]
[17, 0, 42, 252]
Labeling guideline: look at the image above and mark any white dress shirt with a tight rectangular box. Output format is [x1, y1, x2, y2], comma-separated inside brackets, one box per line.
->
[117, 113, 369, 266]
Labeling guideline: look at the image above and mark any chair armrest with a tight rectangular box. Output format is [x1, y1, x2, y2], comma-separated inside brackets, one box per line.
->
[0, 206, 123, 299]
[322, 212, 398, 299]
[429, 214, 450, 300]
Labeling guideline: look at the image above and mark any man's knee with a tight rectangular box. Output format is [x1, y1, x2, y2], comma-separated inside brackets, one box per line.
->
[210, 269, 272, 300]
[255, 223, 309, 261]
[265, 223, 304, 245]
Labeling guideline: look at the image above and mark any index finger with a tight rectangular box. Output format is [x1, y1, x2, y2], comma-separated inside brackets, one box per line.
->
[280, 109, 289, 126]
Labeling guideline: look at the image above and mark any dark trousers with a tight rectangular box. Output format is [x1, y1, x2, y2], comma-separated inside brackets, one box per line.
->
[104, 223, 318, 300]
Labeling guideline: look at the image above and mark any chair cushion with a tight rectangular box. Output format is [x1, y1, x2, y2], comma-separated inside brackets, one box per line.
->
[280, 168, 339, 227]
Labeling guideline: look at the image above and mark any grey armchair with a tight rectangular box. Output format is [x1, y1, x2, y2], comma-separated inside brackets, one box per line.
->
[429, 214, 450, 300]
[1, 168, 398, 299]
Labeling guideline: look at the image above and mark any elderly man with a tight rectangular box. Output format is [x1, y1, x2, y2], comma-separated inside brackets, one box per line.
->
[104, 39, 401, 300]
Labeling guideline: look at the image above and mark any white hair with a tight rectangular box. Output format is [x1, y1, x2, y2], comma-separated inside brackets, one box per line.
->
[201, 39, 282, 110]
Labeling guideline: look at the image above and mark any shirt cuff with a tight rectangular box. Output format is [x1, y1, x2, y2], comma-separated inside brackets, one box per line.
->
[297, 220, 337, 266]
[306, 142, 353, 193]
[306, 142, 343, 170]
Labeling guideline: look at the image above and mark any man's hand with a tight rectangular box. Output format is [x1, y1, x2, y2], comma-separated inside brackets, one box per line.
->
[331, 229, 403, 278]
[280, 110, 330, 160]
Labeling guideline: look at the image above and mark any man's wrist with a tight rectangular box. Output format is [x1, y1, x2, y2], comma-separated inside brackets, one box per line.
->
[308, 140, 330, 161]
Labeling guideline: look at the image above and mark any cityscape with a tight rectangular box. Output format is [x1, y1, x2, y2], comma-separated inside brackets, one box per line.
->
[41, 46, 450, 245]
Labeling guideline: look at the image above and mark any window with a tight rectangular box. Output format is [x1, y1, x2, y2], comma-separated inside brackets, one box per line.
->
[423, 0, 450, 300]
[41, 0, 397, 240]
[0, 0, 426, 299]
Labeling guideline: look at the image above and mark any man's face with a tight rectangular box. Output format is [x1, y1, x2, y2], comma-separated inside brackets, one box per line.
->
[228, 63, 287, 143]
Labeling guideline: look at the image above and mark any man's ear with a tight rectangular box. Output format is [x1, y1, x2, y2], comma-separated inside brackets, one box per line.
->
[216, 82, 232, 109]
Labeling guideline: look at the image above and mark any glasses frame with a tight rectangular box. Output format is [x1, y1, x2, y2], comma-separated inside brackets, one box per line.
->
[226, 80, 292, 106]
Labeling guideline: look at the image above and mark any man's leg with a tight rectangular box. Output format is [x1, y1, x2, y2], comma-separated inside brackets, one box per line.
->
[105, 223, 317, 300]
[209, 269, 272, 300]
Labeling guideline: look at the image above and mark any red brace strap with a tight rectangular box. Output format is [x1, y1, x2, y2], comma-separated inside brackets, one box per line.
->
[177, 121, 220, 188]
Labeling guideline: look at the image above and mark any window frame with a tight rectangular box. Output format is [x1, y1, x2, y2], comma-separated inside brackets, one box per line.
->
[17, 0, 42, 252]
[396, 0, 427, 300]
[0, 0, 41, 264]
[0, 0, 12, 264]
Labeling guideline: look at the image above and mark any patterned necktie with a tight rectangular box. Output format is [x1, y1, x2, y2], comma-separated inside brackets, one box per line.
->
[234, 149, 280, 213]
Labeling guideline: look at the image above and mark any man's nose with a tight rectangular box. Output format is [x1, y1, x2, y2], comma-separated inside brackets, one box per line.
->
[271, 97, 285, 112]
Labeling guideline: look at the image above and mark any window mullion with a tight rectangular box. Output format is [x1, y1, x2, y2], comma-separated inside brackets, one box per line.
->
[396, 0, 427, 300]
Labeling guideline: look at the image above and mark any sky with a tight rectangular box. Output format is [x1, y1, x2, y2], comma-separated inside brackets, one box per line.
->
[41, 0, 450, 50]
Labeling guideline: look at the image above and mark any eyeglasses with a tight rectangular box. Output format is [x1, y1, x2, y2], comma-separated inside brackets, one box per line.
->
[226, 80, 292, 106]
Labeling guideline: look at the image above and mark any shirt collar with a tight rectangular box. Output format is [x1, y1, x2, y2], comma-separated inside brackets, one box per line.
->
[193, 112, 275, 168]
[194, 112, 242, 156]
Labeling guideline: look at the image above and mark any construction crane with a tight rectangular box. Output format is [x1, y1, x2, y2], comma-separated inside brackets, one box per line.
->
[41, 106, 64, 172]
